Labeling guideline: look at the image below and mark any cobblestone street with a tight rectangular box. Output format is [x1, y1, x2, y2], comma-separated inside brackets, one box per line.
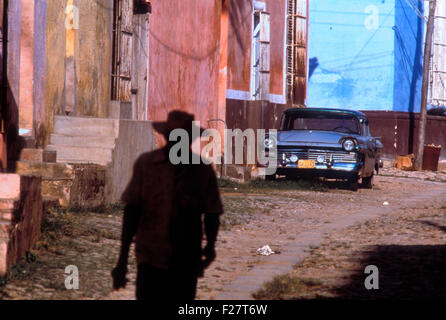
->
[0, 169, 445, 300]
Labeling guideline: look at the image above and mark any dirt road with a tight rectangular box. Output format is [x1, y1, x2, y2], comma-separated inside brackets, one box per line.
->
[1, 170, 445, 300]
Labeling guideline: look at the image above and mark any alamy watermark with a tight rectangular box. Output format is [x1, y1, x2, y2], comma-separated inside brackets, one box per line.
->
[364, 265, 379, 290]
[64, 265, 79, 290]
[167, 121, 278, 175]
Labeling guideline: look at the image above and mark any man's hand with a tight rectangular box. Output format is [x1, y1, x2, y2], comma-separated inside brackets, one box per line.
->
[111, 264, 128, 290]
[202, 242, 216, 269]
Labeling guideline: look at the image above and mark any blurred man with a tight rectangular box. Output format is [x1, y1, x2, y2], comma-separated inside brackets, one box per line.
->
[111, 110, 223, 300]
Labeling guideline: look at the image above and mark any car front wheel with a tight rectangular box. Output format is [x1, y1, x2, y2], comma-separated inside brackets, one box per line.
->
[347, 176, 359, 191]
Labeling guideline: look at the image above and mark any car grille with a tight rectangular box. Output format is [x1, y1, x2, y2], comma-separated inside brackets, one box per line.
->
[277, 149, 357, 163]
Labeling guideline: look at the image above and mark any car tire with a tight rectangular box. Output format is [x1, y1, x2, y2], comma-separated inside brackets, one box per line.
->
[361, 173, 374, 189]
[347, 177, 359, 191]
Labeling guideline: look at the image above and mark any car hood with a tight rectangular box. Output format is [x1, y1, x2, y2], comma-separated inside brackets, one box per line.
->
[277, 130, 358, 148]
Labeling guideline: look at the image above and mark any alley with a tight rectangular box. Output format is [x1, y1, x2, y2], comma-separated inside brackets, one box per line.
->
[0, 168, 445, 300]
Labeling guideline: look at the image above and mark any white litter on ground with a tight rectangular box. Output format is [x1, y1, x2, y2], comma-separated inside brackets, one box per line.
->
[257, 245, 275, 256]
[383, 201, 389, 206]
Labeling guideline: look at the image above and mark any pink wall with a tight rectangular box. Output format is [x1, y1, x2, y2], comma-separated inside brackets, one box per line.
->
[266, 0, 286, 96]
[147, 0, 221, 139]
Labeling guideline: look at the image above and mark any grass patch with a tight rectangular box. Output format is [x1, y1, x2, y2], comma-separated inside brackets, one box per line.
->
[0, 253, 41, 289]
[218, 177, 329, 193]
[220, 196, 276, 230]
[67, 202, 124, 215]
[252, 274, 323, 300]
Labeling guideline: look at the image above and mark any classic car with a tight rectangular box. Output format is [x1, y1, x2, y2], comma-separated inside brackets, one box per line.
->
[264, 108, 383, 190]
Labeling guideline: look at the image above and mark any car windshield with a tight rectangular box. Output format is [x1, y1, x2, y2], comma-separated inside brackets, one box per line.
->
[281, 112, 360, 134]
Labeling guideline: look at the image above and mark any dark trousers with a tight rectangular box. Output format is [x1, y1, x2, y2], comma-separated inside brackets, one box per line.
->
[136, 263, 198, 301]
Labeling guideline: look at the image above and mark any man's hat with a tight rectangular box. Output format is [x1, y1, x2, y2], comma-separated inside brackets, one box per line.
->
[153, 110, 205, 136]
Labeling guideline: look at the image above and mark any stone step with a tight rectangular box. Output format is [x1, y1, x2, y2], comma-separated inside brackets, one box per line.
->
[46, 145, 113, 166]
[15, 161, 73, 180]
[50, 134, 116, 149]
[19, 148, 57, 163]
[53, 116, 118, 137]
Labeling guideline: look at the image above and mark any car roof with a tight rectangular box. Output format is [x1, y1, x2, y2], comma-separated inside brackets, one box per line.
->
[283, 107, 367, 119]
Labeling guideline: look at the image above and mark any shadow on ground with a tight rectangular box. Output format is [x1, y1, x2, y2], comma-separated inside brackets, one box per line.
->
[333, 243, 446, 299]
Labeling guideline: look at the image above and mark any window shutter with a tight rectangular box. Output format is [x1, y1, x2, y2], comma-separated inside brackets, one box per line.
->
[429, 2, 446, 107]
[259, 11, 270, 101]
[286, 0, 308, 105]
[112, 0, 134, 102]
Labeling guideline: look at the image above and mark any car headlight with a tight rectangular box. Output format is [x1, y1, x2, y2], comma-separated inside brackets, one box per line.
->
[316, 155, 325, 163]
[264, 138, 275, 149]
[289, 155, 298, 163]
[342, 139, 356, 151]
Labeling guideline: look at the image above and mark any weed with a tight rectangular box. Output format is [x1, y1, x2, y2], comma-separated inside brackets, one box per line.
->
[252, 274, 323, 300]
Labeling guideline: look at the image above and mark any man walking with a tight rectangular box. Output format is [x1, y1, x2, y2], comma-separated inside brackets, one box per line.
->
[111, 110, 223, 301]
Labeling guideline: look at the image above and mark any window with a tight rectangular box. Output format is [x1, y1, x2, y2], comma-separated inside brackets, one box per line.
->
[429, 1, 446, 107]
[111, 0, 134, 102]
[250, 2, 270, 101]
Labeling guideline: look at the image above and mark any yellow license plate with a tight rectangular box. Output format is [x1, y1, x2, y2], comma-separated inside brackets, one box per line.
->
[298, 159, 316, 169]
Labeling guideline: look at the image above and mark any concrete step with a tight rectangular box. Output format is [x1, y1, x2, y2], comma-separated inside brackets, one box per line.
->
[16, 161, 73, 180]
[19, 148, 57, 163]
[46, 144, 113, 166]
[50, 134, 116, 149]
[53, 116, 118, 137]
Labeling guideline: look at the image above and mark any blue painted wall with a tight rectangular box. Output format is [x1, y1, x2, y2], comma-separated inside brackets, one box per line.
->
[307, 0, 424, 112]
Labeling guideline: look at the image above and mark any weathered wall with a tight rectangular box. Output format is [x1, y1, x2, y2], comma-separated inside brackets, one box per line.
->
[19, 0, 34, 132]
[0, 174, 43, 277]
[265, 0, 285, 96]
[307, 0, 396, 110]
[5, 0, 23, 164]
[147, 0, 221, 137]
[107, 119, 156, 202]
[364, 111, 446, 161]
[393, 0, 424, 112]
[34, 0, 48, 147]
[70, 164, 106, 207]
[226, 98, 289, 131]
[75, 0, 113, 117]
[35, 0, 113, 147]
[307, 0, 424, 112]
[43, 0, 65, 146]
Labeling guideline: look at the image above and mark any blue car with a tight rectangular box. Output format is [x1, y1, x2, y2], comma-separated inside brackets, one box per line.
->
[264, 108, 383, 191]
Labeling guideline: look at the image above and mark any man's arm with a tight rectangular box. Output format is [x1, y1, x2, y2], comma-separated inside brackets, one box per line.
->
[202, 213, 220, 269]
[111, 204, 140, 289]
[112, 157, 143, 289]
[201, 166, 224, 269]
[117, 204, 140, 267]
